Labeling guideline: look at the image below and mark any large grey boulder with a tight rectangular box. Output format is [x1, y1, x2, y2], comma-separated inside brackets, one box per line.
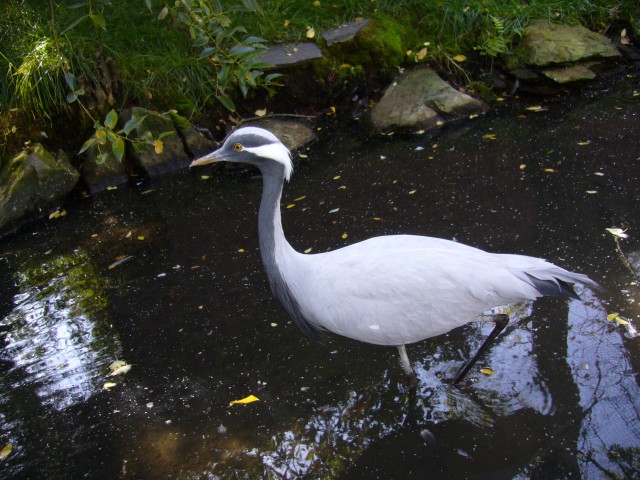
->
[368, 69, 488, 132]
[503, 22, 620, 86]
[0, 143, 79, 235]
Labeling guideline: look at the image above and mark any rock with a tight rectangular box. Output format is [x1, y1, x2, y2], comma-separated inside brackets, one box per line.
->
[326, 15, 409, 73]
[322, 19, 369, 47]
[542, 64, 596, 83]
[242, 118, 317, 151]
[0, 143, 79, 235]
[502, 22, 620, 91]
[368, 69, 488, 132]
[508, 22, 620, 68]
[168, 112, 217, 158]
[257, 43, 323, 69]
[122, 107, 188, 176]
[82, 139, 128, 193]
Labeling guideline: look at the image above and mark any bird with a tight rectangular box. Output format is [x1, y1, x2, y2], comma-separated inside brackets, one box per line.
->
[190, 126, 600, 385]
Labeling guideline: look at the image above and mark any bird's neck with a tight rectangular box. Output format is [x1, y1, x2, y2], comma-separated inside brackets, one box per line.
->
[258, 169, 296, 286]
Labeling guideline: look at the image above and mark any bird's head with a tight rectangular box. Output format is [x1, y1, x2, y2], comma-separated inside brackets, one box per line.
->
[190, 127, 293, 180]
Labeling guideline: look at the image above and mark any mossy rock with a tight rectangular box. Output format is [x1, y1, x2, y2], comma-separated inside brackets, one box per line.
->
[326, 14, 416, 75]
[0, 143, 79, 235]
[168, 112, 216, 158]
[503, 21, 620, 70]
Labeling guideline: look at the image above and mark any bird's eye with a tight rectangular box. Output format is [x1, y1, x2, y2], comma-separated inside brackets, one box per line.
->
[233, 143, 243, 151]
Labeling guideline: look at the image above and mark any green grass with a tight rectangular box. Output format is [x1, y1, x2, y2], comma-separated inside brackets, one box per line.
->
[0, 0, 638, 125]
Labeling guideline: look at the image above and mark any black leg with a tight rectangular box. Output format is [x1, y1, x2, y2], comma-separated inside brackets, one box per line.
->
[453, 314, 509, 384]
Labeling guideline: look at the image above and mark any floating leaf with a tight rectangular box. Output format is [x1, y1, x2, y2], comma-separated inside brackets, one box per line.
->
[254, 108, 267, 117]
[408, 190, 417, 194]
[525, 105, 544, 112]
[329, 208, 340, 213]
[480, 367, 494, 376]
[606, 228, 628, 239]
[201, 175, 210, 180]
[238, 248, 245, 253]
[103, 382, 117, 390]
[107, 186, 118, 191]
[341, 233, 348, 239]
[294, 196, 306, 201]
[109, 360, 131, 376]
[286, 204, 295, 209]
[0, 444, 12, 461]
[586, 190, 597, 194]
[298, 153, 308, 158]
[519, 164, 526, 170]
[482, 133, 496, 140]
[577, 141, 590, 146]
[49, 210, 61, 220]
[229, 394, 260, 406]
[304, 248, 312, 253]
[137, 236, 145, 241]
[544, 168, 557, 173]
[125, 231, 132, 238]
[333, 175, 341, 180]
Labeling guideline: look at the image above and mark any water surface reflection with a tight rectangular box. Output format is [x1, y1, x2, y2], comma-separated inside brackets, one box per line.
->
[1, 74, 639, 478]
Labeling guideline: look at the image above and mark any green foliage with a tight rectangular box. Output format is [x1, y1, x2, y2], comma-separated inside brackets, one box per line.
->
[162, 0, 283, 112]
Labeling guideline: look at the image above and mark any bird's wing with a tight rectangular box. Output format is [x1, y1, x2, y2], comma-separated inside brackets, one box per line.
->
[290, 235, 593, 345]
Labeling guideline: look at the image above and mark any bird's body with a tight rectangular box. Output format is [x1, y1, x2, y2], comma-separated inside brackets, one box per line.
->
[191, 127, 600, 383]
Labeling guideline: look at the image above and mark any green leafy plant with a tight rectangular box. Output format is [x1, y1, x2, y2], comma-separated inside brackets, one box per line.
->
[67, 74, 171, 163]
[162, 0, 283, 111]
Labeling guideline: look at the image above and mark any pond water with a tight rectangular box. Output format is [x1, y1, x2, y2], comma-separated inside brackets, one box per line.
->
[1, 71, 640, 479]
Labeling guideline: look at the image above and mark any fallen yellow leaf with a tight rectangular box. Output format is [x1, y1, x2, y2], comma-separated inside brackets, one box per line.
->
[0, 444, 12, 461]
[201, 175, 210, 180]
[153, 139, 164, 154]
[306, 26, 315, 39]
[286, 204, 296, 209]
[255, 108, 267, 117]
[577, 141, 590, 146]
[341, 233, 348, 239]
[294, 196, 306, 201]
[229, 394, 260, 406]
[137, 236, 145, 241]
[103, 382, 117, 390]
[416, 47, 427, 60]
[304, 248, 313, 253]
[480, 367, 494, 376]
[544, 168, 557, 173]
[483, 133, 497, 140]
[453, 54, 467, 62]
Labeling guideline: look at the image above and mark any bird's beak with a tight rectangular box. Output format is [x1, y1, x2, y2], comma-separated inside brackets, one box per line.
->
[190, 151, 222, 168]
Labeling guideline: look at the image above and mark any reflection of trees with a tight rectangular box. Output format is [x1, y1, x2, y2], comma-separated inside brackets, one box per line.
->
[0, 249, 119, 477]
[566, 291, 640, 479]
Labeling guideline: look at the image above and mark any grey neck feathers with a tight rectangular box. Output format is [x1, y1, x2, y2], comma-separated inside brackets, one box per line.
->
[257, 166, 325, 342]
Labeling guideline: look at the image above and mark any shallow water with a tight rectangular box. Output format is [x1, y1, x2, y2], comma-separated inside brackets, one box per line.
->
[1, 72, 640, 479]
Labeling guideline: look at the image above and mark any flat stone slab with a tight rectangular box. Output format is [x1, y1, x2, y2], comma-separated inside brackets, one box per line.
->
[542, 64, 596, 83]
[322, 19, 369, 47]
[257, 43, 323, 69]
